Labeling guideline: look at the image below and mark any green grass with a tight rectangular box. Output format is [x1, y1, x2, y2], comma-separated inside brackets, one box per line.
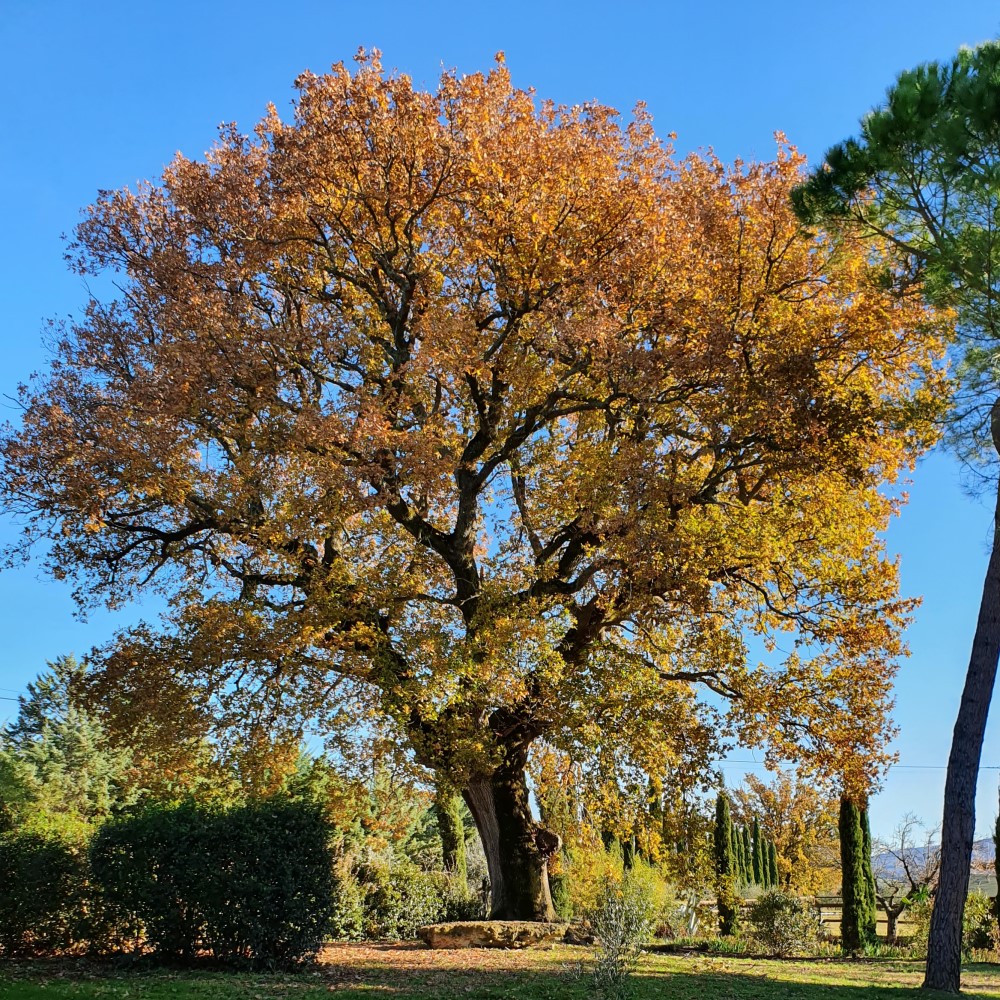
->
[1, 946, 999, 1000]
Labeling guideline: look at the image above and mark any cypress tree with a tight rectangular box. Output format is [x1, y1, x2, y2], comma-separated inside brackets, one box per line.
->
[714, 793, 733, 877]
[840, 796, 877, 953]
[434, 786, 467, 886]
[768, 839, 779, 888]
[713, 792, 739, 935]
[860, 806, 878, 944]
[751, 816, 763, 886]
[741, 826, 753, 885]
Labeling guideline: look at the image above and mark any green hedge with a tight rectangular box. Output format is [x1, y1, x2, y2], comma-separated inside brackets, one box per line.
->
[0, 832, 88, 956]
[90, 798, 335, 967]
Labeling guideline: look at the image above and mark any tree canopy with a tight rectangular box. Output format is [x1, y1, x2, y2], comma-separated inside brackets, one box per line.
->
[1, 51, 948, 918]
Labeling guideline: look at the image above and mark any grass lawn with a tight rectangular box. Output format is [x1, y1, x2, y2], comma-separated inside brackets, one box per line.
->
[2, 945, 999, 999]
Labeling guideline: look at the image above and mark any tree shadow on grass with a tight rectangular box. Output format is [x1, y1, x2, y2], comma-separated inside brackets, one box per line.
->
[2, 948, 1000, 1000]
[629, 962, 1000, 1000]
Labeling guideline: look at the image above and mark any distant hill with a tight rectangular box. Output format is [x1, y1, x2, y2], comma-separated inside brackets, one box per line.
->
[872, 837, 996, 891]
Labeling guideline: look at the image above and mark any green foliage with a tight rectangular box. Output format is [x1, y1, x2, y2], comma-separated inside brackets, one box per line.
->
[859, 808, 877, 941]
[838, 797, 876, 953]
[433, 786, 467, 884]
[962, 891, 996, 955]
[328, 856, 365, 941]
[741, 827, 752, 885]
[331, 848, 484, 944]
[89, 798, 335, 967]
[712, 794, 739, 935]
[751, 817, 763, 886]
[792, 40, 1000, 463]
[995, 793, 1000, 931]
[767, 840, 779, 889]
[589, 871, 656, 1000]
[353, 855, 465, 939]
[0, 832, 88, 956]
[90, 802, 211, 957]
[549, 871, 573, 921]
[0, 657, 138, 841]
[746, 890, 821, 957]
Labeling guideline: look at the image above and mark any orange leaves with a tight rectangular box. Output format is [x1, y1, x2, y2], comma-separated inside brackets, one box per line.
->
[0, 56, 953, 798]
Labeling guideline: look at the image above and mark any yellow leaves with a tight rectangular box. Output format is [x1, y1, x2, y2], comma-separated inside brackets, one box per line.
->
[3, 54, 955, 805]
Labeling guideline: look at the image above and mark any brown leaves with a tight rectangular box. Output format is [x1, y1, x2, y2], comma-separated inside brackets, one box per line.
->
[0, 56, 953, 794]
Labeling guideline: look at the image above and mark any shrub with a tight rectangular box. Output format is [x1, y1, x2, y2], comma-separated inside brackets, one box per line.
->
[589, 872, 655, 1000]
[550, 871, 573, 921]
[566, 835, 625, 917]
[0, 832, 87, 955]
[746, 890, 820, 957]
[90, 798, 335, 967]
[356, 855, 448, 939]
[963, 891, 995, 956]
[198, 798, 336, 966]
[904, 897, 932, 958]
[329, 856, 365, 941]
[442, 870, 486, 922]
[90, 801, 214, 958]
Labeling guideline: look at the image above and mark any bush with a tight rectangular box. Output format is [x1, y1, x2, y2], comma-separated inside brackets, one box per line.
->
[550, 871, 573, 921]
[199, 798, 336, 966]
[963, 891, 996, 956]
[0, 832, 87, 955]
[90, 801, 211, 958]
[589, 872, 656, 1000]
[90, 798, 335, 967]
[356, 855, 448, 939]
[566, 836, 625, 917]
[329, 856, 365, 941]
[746, 890, 820, 957]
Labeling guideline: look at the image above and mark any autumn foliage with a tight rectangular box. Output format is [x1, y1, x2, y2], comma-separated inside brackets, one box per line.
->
[1, 51, 949, 918]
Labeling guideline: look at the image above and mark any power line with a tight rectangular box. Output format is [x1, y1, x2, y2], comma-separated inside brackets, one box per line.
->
[719, 759, 1000, 771]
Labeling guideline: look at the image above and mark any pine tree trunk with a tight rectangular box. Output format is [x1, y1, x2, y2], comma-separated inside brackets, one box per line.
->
[924, 405, 1000, 993]
[463, 757, 559, 921]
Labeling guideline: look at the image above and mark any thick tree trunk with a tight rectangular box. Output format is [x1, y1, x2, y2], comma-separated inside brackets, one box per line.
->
[463, 757, 559, 921]
[924, 404, 1000, 993]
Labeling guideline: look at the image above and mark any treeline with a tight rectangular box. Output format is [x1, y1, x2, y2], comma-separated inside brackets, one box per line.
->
[713, 793, 779, 890]
[712, 792, 781, 935]
[1, 657, 856, 960]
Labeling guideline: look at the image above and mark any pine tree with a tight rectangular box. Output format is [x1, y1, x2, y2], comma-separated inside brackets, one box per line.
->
[0, 657, 138, 841]
[752, 816, 764, 885]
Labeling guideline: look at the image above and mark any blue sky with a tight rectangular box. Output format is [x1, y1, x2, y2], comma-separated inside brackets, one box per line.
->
[2, 0, 1000, 838]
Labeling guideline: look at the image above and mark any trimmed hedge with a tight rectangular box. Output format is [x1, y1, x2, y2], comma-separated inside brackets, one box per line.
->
[90, 798, 335, 967]
[0, 832, 87, 956]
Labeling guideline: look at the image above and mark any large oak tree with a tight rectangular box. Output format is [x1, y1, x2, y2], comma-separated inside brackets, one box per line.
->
[2, 53, 947, 919]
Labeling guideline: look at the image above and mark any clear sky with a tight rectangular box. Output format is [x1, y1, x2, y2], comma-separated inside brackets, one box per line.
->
[2, 0, 999, 839]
